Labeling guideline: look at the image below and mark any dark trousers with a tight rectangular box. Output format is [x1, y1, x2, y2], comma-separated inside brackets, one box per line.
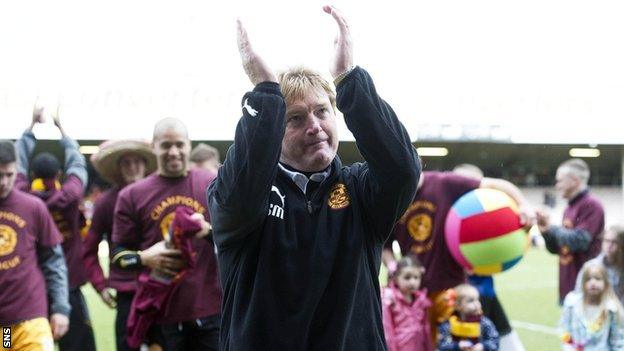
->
[160, 314, 220, 351]
[481, 295, 512, 335]
[58, 288, 96, 351]
[116, 291, 138, 351]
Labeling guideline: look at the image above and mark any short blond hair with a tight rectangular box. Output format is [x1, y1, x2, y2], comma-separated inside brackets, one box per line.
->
[190, 143, 220, 164]
[558, 158, 590, 184]
[278, 67, 336, 108]
[453, 283, 479, 306]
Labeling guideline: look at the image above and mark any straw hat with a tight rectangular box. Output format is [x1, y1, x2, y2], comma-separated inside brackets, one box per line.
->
[91, 140, 157, 185]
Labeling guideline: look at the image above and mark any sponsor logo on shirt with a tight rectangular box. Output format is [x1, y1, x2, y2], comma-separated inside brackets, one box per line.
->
[268, 186, 285, 220]
[0, 224, 17, 257]
[242, 98, 258, 117]
[327, 183, 350, 210]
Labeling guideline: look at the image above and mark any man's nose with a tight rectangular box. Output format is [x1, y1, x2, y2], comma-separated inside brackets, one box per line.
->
[168, 146, 181, 156]
[306, 116, 322, 135]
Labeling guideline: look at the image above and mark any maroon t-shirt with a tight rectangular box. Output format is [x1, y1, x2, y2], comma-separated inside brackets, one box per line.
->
[16, 173, 87, 289]
[112, 169, 222, 323]
[387, 172, 480, 292]
[0, 189, 63, 325]
[558, 190, 604, 301]
[84, 186, 138, 293]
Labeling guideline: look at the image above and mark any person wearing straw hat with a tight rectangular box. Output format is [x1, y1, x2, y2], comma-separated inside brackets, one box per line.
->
[83, 139, 156, 351]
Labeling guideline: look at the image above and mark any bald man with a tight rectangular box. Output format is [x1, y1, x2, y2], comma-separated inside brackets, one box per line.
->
[111, 118, 222, 351]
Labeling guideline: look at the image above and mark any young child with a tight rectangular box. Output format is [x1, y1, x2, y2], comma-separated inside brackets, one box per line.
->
[438, 284, 499, 351]
[382, 255, 434, 351]
[560, 263, 624, 350]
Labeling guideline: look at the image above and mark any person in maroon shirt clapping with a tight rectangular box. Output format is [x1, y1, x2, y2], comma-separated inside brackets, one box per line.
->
[15, 104, 95, 351]
[84, 139, 156, 351]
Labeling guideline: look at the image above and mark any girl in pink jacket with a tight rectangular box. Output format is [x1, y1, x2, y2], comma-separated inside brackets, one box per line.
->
[383, 255, 434, 351]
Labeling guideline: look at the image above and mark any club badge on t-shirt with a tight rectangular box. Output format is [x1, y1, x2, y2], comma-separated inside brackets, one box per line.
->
[328, 183, 350, 210]
[0, 224, 18, 257]
[399, 200, 436, 254]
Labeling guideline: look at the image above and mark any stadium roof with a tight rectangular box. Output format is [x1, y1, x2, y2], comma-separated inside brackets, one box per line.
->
[2, 0, 623, 144]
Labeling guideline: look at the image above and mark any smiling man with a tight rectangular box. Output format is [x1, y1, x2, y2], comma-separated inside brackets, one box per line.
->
[208, 6, 420, 350]
[111, 118, 222, 351]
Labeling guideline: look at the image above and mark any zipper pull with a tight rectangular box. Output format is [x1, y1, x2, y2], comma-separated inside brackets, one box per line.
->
[307, 201, 313, 214]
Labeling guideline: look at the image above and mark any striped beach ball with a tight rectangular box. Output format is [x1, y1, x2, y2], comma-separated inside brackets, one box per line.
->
[444, 188, 530, 275]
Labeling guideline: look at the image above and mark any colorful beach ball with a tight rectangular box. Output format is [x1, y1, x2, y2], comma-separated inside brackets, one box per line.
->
[444, 188, 530, 276]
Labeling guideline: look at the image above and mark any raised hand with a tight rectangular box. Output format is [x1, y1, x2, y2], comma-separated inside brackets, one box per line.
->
[29, 101, 45, 131]
[51, 104, 68, 137]
[323, 5, 353, 79]
[33, 104, 44, 124]
[237, 19, 277, 85]
[52, 104, 61, 128]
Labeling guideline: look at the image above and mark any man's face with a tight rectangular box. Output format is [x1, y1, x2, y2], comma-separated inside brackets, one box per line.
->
[118, 153, 147, 184]
[280, 89, 338, 172]
[555, 168, 580, 200]
[153, 128, 191, 177]
[0, 162, 17, 199]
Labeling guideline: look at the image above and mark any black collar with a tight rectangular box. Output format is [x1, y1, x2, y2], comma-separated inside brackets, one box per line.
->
[568, 188, 589, 205]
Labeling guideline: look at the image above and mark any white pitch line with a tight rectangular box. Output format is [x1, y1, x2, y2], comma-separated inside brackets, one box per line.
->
[511, 320, 559, 335]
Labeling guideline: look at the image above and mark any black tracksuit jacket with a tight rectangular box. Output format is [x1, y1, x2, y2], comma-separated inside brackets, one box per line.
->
[208, 67, 421, 350]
